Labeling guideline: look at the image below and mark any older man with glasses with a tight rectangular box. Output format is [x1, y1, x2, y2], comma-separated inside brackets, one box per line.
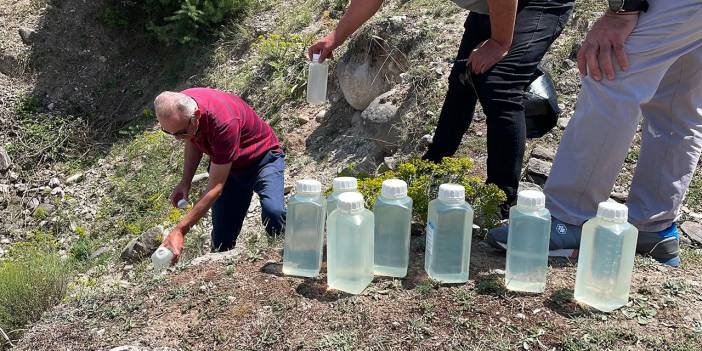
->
[155, 88, 286, 263]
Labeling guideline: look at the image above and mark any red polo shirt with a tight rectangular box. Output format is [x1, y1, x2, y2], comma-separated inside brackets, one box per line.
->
[182, 88, 282, 169]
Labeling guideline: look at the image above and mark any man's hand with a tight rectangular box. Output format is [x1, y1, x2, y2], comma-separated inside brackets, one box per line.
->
[170, 181, 191, 208]
[162, 227, 185, 265]
[577, 12, 638, 81]
[468, 38, 510, 74]
[308, 33, 339, 63]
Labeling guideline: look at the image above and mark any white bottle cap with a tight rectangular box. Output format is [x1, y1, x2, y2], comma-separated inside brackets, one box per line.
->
[154, 246, 173, 259]
[517, 190, 545, 209]
[337, 192, 365, 212]
[438, 183, 465, 202]
[596, 201, 628, 222]
[177, 199, 188, 209]
[296, 179, 322, 193]
[333, 177, 357, 192]
[313, 53, 321, 62]
[381, 179, 407, 198]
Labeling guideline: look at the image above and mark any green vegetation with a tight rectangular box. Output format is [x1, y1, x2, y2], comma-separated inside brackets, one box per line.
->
[100, 0, 252, 45]
[0, 247, 71, 348]
[349, 157, 506, 228]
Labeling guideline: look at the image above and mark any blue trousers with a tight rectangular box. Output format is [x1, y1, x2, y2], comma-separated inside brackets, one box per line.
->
[211, 150, 286, 252]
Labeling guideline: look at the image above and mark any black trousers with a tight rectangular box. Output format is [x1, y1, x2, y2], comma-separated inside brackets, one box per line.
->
[423, 0, 574, 212]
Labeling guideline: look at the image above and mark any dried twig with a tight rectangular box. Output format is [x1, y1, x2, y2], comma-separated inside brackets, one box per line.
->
[0, 325, 15, 348]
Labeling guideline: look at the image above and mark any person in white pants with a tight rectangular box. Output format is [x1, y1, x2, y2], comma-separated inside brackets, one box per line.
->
[487, 0, 702, 267]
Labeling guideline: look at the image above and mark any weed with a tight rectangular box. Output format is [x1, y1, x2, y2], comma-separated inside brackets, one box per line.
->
[415, 278, 439, 295]
[455, 288, 475, 311]
[315, 331, 358, 350]
[621, 296, 658, 325]
[475, 274, 506, 296]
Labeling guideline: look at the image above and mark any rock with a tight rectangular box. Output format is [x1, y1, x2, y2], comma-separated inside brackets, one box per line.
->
[192, 172, 209, 183]
[315, 109, 327, 122]
[690, 212, 702, 221]
[51, 187, 63, 196]
[524, 158, 552, 186]
[66, 173, 84, 184]
[296, 114, 310, 125]
[108, 347, 150, 351]
[18, 26, 35, 44]
[531, 146, 556, 161]
[9, 171, 18, 181]
[121, 225, 165, 263]
[361, 89, 402, 153]
[28, 197, 40, 210]
[383, 156, 397, 171]
[99, 55, 107, 63]
[284, 184, 294, 195]
[190, 248, 240, 266]
[91, 246, 111, 259]
[0, 147, 11, 171]
[48, 177, 61, 188]
[557, 117, 570, 129]
[610, 191, 628, 203]
[421, 134, 433, 146]
[47, 102, 55, 110]
[680, 221, 702, 246]
[518, 181, 542, 193]
[0, 184, 9, 195]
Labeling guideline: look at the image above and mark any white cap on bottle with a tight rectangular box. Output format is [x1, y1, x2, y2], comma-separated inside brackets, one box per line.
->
[517, 190, 545, 209]
[597, 201, 628, 222]
[438, 183, 465, 202]
[313, 53, 321, 62]
[337, 192, 365, 212]
[296, 179, 322, 193]
[177, 199, 188, 209]
[381, 179, 407, 198]
[333, 177, 357, 192]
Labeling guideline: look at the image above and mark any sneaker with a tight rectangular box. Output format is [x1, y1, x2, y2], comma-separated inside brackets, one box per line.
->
[637, 223, 680, 267]
[485, 216, 582, 258]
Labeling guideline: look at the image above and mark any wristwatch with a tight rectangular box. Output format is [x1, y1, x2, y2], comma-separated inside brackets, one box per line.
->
[608, 0, 649, 13]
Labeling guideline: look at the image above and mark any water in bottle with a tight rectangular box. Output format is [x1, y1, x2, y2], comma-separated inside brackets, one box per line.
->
[374, 179, 413, 277]
[505, 190, 551, 293]
[327, 192, 374, 294]
[283, 179, 326, 277]
[326, 177, 357, 215]
[306, 53, 328, 105]
[425, 184, 474, 283]
[574, 201, 638, 312]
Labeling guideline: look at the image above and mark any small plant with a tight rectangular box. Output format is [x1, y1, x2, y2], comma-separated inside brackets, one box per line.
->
[353, 157, 506, 229]
[622, 296, 658, 325]
[663, 278, 689, 297]
[475, 274, 506, 296]
[455, 289, 475, 311]
[33, 207, 47, 220]
[69, 235, 95, 263]
[415, 278, 440, 295]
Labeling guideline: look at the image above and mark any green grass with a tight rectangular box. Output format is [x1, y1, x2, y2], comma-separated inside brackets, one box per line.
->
[0, 249, 71, 347]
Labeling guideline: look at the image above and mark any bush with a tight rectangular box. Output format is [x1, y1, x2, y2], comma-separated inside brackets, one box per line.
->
[101, 0, 252, 45]
[0, 249, 71, 347]
[351, 157, 506, 229]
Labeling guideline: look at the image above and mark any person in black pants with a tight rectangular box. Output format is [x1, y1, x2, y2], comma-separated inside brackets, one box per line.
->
[309, 0, 573, 216]
[424, 1, 574, 216]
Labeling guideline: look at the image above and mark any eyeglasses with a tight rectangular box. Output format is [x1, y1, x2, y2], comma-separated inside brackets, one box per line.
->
[162, 117, 193, 137]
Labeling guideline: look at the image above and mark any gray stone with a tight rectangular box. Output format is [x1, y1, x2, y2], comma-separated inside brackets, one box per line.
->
[51, 187, 63, 196]
[66, 173, 84, 184]
[336, 49, 405, 110]
[361, 89, 402, 153]
[0, 147, 11, 171]
[680, 221, 702, 246]
[18, 26, 35, 44]
[315, 109, 327, 122]
[383, 156, 397, 171]
[296, 114, 310, 125]
[610, 191, 628, 203]
[531, 145, 556, 161]
[557, 117, 570, 129]
[192, 172, 209, 184]
[121, 225, 165, 263]
[421, 134, 433, 146]
[524, 158, 552, 186]
[518, 181, 542, 193]
[48, 177, 61, 188]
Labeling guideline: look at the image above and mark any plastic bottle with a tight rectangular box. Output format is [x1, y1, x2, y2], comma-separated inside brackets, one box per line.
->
[152, 246, 174, 271]
[373, 179, 413, 277]
[283, 179, 326, 277]
[505, 190, 551, 293]
[177, 199, 188, 209]
[327, 192, 374, 294]
[306, 53, 328, 105]
[326, 177, 357, 215]
[425, 184, 474, 283]
[574, 201, 638, 312]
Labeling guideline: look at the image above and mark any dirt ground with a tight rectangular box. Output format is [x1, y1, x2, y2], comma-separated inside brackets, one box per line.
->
[17, 236, 702, 351]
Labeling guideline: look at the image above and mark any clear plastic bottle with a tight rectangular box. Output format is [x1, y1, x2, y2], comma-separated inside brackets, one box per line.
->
[374, 179, 413, 277]
[306, 53, 328, 105]
[151, 246, 173, 272]
[425, 184, 474, 283]
[505, 190, 551, 293]
[574, 201, 638, 312]
[326, 177, 358, 216]
[327, 192, 374, 294]
[283, 179, 326, 277]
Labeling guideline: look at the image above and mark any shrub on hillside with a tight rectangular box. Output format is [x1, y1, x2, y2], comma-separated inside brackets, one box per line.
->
[100, 0, 252, 45]
[0, 248, 70, 347]
[347, 157, 506, 230]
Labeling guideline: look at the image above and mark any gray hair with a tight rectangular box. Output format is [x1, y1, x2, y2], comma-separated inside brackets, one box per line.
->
[154, 91, 197, 120]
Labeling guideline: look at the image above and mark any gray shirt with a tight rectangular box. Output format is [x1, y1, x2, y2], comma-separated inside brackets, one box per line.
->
[451, 0, 489, 14]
